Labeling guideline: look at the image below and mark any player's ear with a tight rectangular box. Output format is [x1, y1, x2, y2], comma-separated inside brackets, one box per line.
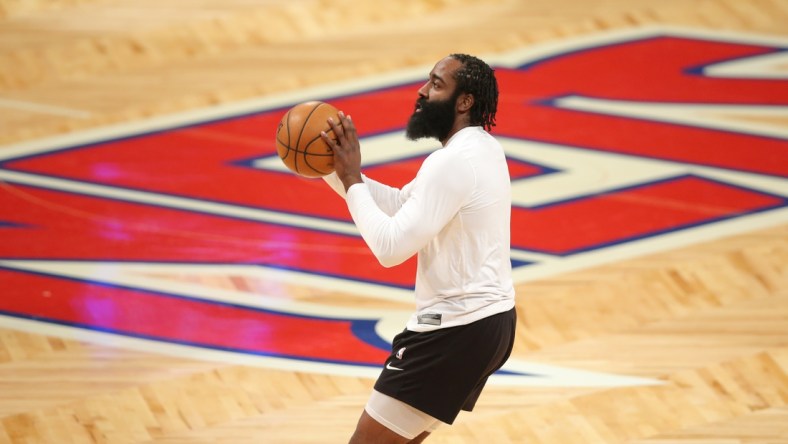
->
[457, 93, 474, 113]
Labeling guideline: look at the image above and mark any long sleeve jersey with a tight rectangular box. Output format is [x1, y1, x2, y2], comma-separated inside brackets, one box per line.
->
[323, 126, 515, 332]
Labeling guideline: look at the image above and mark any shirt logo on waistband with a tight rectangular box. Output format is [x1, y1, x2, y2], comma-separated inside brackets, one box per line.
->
[417, 313, 442, 326]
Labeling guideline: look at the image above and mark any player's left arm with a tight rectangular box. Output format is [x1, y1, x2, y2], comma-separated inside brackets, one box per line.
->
[321, 112, 407, 215]
[322, 112, 362, 192]
[347, 151, 474, 267]
[322, 172, 406, 217]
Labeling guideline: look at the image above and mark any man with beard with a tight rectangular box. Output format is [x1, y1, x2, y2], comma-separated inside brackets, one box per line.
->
[320, 54, 516, 443]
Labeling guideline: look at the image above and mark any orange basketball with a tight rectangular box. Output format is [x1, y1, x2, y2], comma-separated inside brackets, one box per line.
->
[275, 101, 338, 178]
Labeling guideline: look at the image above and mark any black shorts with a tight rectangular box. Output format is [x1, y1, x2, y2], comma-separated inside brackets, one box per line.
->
[373, 308, 517, 424]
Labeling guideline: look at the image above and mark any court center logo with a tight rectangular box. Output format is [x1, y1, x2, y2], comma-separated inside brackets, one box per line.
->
[0, 28, 785, 386]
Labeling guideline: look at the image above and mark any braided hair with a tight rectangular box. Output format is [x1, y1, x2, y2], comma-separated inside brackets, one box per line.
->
[449, 53, 499, 131]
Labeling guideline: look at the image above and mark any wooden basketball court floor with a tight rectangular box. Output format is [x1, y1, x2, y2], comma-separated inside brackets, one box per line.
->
[0, 0, 787, 442]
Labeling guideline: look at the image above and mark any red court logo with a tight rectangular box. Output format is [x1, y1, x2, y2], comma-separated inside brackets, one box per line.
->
[0, 28, 785, 382]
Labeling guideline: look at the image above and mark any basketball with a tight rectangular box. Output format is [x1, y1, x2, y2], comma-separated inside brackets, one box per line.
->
[275, 101, 339, 178]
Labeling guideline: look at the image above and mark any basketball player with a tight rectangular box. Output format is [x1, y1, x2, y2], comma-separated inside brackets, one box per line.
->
[320, 54, 516, 443]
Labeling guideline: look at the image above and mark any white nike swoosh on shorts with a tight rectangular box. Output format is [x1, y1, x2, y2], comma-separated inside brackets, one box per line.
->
[386, 362, 404, 371]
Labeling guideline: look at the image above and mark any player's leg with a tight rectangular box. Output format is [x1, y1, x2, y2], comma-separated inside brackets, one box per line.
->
[349, 410, 409, 444]
[349, 390, 441, 443]
[409, 432, 430, 443]
[352, 308, 515, 441]
[411, 418, 442, 442]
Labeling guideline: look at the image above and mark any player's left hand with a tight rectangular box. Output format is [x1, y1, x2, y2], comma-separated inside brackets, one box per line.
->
[322, 111, 363, 191]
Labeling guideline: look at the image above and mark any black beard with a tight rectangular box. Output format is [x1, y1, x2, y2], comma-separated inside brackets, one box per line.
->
[405, 93, 457, 142]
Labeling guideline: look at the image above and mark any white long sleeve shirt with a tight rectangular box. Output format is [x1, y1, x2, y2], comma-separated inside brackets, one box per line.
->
[324, 126, 515, 331]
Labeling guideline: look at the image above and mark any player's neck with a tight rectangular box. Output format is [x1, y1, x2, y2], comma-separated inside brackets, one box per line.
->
[440, 123, 470, 146]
